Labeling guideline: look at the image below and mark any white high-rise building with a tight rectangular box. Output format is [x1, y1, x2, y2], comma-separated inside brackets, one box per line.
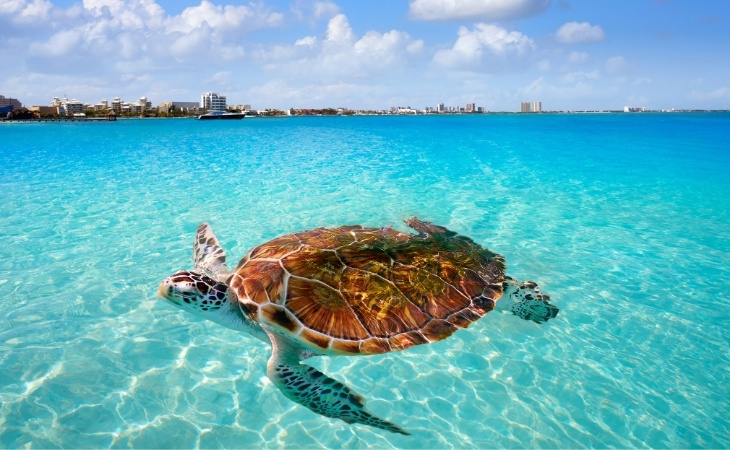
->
[521, 101, 542, 112]
[201, 92, 226, 111]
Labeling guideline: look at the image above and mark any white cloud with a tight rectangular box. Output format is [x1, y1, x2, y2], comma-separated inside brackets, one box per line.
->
[167, 27, 209, 56]
[164, 0, 282, 34]
[355, 30, 422, 58]
[247, 80, 358, 105]
[295, 36, 318, 47]
[556, 21, 605, 43]
[433, 23, 534, 67]
[0, 0, 52, 23]
[83, 0, 165, 29]
[313, 1, 339, 20]
[325, 14, 354, 43]
[21, 0, 285, 67]
[206, 70, 234, 89]
[517, 76, 545, 97]
[689, 87, 730, 100]
[256, 14, 424, 82]
[560, 70, 599, 84]
[568, 51, 589, 64]
[406, 40, 424, 54]
[408, 0, 549, 21]
[290, 0, 339, 22]
[537, 59, 550, 71]
[709, 87, 729, 98]
[18, 0, 52, 22]
[0, 1, 22, 14]
[606, 55, 628, 72]
[30, 28, 82, 56]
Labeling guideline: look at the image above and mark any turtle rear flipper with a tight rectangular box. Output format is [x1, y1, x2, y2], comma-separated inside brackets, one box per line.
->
[266, 332, 410, 435]
[193, 223, 229, 279]
[503, 280, 559, 324]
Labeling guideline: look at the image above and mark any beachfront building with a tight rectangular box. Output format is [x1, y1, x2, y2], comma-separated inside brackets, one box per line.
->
[437, 103, 445, 113]
[396, 106, 417, 114]
[28, 106, 58, 116]
[0, 95, 22, 109]
[1, 94, 22, 115]
[466, 103, 476, 113]
[50, 96, 81, 115]
[157, 101, 201, 115]
[120, 98, 150, 114]
[138, 97, 151, 112]
[624, 106, 646, 112]
[532, 101, 542, 112]
[50, 97, 66, 115]
[229, 104, 252, 112]
[97, 97, 152, 115]
[65, 99, 84, 116]
[520, 102, 530, 112]
[93, 99, 109, 111]
[201, 92, 226, 111]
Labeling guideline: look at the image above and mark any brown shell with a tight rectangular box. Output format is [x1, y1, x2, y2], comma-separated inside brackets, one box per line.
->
[229, 218, 506, 355]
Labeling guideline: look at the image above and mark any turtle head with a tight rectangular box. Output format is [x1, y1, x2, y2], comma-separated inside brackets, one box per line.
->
[158, 270, 267, 339]
[158, 270, 231, 319]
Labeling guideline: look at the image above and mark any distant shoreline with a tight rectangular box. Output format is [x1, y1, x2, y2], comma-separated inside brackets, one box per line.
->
[3, 109, 729, 123]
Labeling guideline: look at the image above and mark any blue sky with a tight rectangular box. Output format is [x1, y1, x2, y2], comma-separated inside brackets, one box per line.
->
[1, 0, 728, 111]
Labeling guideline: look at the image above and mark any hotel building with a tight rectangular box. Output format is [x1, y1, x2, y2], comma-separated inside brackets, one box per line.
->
[0, 95, 22, 109]
[201, 92, 226, 111]
[521, 101, 542, 112]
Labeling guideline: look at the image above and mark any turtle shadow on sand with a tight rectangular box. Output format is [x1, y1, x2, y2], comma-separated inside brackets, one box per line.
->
[158, 217, 558, 435]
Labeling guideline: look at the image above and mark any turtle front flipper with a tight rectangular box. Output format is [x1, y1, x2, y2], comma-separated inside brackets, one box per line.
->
[193, 223, 229, 279]
[265, 332, 410, 435]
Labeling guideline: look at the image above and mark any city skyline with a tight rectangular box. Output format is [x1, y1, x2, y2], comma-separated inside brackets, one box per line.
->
[1, 0, 729, 111]
[5, 91, 527, 115]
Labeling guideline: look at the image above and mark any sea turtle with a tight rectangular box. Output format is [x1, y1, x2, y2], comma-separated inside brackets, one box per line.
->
[158, 218, 558, 435]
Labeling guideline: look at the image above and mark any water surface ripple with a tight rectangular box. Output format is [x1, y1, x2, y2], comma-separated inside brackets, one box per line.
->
[1, 114, 728, 448]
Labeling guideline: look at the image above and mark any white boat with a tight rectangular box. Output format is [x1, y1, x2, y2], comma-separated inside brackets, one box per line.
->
[198, 111, 245, 120]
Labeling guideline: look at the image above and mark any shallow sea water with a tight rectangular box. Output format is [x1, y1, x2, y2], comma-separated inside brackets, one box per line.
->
[1, 114, 729, 448]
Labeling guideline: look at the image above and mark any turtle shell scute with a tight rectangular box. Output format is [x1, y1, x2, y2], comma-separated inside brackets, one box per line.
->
[236, 218, 506, 354]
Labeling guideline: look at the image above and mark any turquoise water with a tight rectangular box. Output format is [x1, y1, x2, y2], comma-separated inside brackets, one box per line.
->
[1, 114, 729, 448]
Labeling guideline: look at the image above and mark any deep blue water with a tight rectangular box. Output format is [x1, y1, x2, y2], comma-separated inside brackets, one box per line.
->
[1, 114, 729, 448]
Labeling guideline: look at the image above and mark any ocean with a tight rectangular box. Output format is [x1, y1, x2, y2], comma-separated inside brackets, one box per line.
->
[1, 113, 728, 448]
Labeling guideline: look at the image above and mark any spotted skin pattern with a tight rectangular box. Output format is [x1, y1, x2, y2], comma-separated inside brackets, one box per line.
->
[267, 333, 409, 435]
[163, 271, 229, 312]
[504, 280, 559, 323]
[194, 222, 229, 279]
